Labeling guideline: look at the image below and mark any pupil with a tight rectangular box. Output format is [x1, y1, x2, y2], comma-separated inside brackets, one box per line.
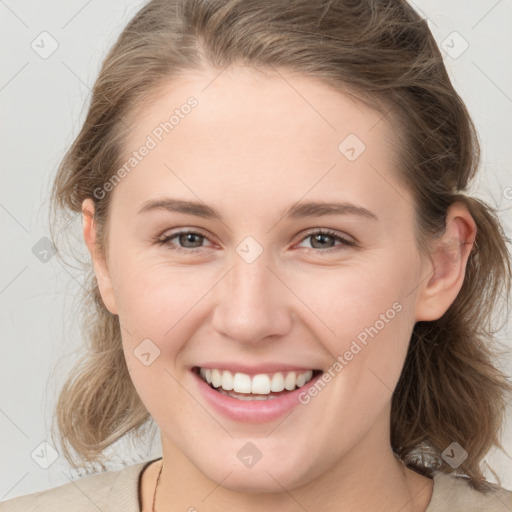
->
[312, 234, 332, 248]
[181, 233, 201, 247]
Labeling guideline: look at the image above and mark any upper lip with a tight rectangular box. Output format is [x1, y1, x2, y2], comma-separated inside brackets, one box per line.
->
[192, 363, 322, 376]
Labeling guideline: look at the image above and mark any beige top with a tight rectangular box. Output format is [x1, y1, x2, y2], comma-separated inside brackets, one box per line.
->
[1, 458, 511, 511]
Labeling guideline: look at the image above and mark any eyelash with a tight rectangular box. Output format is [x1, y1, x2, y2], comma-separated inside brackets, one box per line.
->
[153, 228, 357, 254]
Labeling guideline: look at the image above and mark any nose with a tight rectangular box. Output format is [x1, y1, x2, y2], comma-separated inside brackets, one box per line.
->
[211, 249, 293, 345]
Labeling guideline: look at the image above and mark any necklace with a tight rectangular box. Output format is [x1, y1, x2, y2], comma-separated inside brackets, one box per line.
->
[152, 459, 164, 512]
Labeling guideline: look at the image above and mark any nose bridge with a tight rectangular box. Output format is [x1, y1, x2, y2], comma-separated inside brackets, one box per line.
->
[211, 246, 292, 344]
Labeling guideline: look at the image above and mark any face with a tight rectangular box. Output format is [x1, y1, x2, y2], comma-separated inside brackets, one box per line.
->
[87, 66, 432, 491]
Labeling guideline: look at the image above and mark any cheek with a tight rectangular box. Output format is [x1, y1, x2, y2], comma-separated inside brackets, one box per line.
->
[111, 259, 221, 397]
[113, 263, 205, 415]
[303, 250, 418, 389]
[110, 248, 203, 334]
[305, 254, 415, 337]
[290, 261, 417, 441]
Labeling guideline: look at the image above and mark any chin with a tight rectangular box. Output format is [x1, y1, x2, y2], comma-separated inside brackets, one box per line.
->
[198, 456, 315, 495]
[216, 470, 298, 494]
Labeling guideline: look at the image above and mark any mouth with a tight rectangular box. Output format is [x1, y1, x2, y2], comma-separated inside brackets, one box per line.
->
[192, 366, 323, 401]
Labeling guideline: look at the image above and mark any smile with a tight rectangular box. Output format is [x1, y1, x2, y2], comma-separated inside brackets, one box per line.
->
[194, 367, 322, 400]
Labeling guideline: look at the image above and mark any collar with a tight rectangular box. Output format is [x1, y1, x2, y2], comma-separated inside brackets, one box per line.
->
[108, 457, 162, 512]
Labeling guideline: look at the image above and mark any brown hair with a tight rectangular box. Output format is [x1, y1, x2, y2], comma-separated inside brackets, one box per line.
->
[49, 0, 512, 488]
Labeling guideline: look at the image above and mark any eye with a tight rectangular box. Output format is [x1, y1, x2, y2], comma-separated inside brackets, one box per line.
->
[296, 229, 357, 252]
[154, 230, 213, 253]
[153, 228, 356, 254]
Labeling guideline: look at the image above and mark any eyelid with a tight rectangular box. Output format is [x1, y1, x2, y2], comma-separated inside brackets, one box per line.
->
[154, 227, 357, 254]
[155, 228, 214, 248]
[294, 228, 357, 251]
[297, 227, 356, 244]
[157, 227, 210, 240]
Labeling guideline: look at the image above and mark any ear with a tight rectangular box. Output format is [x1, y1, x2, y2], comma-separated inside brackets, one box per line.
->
[82, 198, 118, 315]
[415, 201, 477, 321]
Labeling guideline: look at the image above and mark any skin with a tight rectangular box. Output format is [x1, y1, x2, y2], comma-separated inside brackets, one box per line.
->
[82, 66, 476, 511]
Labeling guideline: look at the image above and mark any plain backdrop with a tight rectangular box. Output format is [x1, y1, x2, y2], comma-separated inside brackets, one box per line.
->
[1, 0, 511, 500]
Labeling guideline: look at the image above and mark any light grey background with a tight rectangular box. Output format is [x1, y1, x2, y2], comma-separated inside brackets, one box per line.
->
[1, 0, 511, 500]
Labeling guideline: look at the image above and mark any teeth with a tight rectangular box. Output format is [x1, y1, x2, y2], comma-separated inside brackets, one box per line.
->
[284, 371, 297, 391]
[199, 368, 315, 394]
[270, 372, 285, 392]
[211, 369, 222, 388]
[200, 368, 212, 384]
[296, 372, 306, 388]
[217, 388, 278, 400]
[221, 370, 234, 391]
[233, 372, 252, 393]
[251, 374, 271, 394]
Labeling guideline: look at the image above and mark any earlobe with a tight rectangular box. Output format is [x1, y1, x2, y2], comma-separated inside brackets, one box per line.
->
[82, 198, 118, 315]
[415, 202, 477, 322]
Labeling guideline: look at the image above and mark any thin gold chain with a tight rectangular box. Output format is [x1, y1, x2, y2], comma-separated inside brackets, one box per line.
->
[151, 459, 164, 512]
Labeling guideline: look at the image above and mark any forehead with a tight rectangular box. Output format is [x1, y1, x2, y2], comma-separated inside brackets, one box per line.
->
[112, 67, 411, 221]
[124, 66, 388, 149]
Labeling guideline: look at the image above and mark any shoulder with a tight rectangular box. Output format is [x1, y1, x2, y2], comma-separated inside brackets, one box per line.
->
[427, 471, 512, 512]
[0, 460, 154, 512]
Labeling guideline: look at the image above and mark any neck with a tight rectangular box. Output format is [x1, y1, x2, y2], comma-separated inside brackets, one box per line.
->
[153, 418, 433, 512]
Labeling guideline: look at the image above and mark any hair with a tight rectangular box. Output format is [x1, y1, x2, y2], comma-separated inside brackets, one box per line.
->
[49, 0, 512, 490]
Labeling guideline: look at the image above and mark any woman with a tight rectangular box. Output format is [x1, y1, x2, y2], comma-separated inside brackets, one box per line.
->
[2, 0, 511, 510]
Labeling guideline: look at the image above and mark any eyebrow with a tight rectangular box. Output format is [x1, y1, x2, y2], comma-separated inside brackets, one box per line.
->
[138, 198, 378, 221]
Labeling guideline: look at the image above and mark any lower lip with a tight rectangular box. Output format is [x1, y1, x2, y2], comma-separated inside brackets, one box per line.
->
[192, 370, 322, 423]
